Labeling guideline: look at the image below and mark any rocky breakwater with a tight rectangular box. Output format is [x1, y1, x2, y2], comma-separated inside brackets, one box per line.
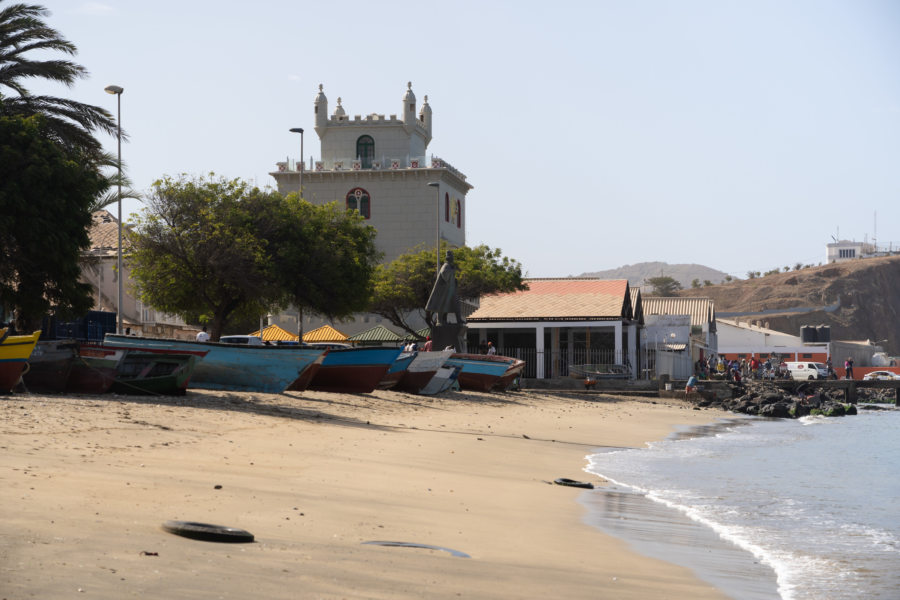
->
[692, 381, 859, 419]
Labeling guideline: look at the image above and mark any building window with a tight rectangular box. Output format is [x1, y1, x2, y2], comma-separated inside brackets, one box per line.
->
[455, 199, 462, 228]
[802, 353, 812, 359]
[444, 192, 450, 222]
[838, 248, 856, 258]
[346, 187, 371, 219]
[356, 135, 375, 169]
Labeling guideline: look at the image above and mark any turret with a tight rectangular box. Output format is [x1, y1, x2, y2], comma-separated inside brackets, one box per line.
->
[419, 94, 432, 147]
[402, 81, 416, 134]
[314, 84, 327, 136]
[333, 97, 346, 119]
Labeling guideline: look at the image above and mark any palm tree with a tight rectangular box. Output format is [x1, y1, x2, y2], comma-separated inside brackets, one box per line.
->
[87, 150, 142, 212]
[0, 1, 119, 154]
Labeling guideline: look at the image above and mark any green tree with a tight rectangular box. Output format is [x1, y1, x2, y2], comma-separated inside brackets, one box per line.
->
[724, 274, 733, 283]
[703, 280, 712, 286]
[0, 2, 118, 154]
[269, 195, 380, 336]
[370, 243, 527, 337]
[0, 114, 105, 330]
[127, 174, 286, 340]
[691, 278, 701, 288]
[645, 276, 682, 296]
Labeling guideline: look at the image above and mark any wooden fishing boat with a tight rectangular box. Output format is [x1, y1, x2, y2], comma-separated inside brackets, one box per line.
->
[66, 344, 128, 394]
[0, 329, 41, 392]
[445, 354, 524, 392]
[568, 363, 630, 380]
[419, 364, 462, 395]
[103, 334, 324, 393]
[377, 351, 416, 389]
[296, 346, 402, 393]
[110, 351, 197, 395]
[493, 357, 526, 391]
[22, 339, 78, 393]
[393, 349, 454, 394]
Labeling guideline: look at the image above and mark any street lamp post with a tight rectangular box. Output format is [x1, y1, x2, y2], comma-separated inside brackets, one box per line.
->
[427, 182, 440, 276]
[104, 85, 124, 334]
[289, 128, 304, 197]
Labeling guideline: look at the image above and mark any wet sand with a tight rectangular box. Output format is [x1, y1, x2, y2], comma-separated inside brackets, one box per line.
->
[1, 388, 730, 599]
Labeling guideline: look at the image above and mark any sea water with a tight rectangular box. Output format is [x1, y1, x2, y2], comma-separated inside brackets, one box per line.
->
[583, 406, 900, 600]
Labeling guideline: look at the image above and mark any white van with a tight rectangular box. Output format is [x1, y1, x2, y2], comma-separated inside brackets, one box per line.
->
[785, 362, 828, 381]
[219, 335, 264, 346]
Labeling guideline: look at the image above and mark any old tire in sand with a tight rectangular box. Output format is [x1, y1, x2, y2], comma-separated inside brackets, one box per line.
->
[161, 520, 254, 543]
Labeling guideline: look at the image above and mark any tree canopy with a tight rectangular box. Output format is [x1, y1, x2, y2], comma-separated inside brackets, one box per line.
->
[127, 174, 380, 340]
[269, 195, 380, 334]
[0, 114, 106, 329]
[645, 275, 683, 296]
[370, 243, 527, 337]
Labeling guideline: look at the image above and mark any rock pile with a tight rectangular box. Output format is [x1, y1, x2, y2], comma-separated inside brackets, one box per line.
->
[692, 381, 857, 419]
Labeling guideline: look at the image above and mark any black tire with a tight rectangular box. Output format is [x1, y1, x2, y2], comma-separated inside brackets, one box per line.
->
[161, 520, 254, 543]
[553, 478, 594, 489]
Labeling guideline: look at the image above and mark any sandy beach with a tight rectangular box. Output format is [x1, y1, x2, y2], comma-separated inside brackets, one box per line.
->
[1, 387, 730, 599]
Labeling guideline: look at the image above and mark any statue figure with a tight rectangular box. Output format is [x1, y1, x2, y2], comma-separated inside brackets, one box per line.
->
[426, 250, 462, 326]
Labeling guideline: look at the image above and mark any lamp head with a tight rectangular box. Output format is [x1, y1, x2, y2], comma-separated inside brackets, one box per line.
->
[289, 127, 304, 134]
[427, 182, 439, 188]
[104, 85, 124, 95]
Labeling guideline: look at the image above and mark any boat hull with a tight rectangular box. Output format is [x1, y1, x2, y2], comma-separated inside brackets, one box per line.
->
[23, 339, 77, 393]
[0, 331, 41, 392]
[377, 352, 416, 389]
[445, 354, 521, 392]
[104, 334, 323, 393]
[66, 345, 127, 394]
[303, 347, 402, 393]
[111, 351, 197, 395]
[394, 350, 454, 394]
[419, 364, 461, 395]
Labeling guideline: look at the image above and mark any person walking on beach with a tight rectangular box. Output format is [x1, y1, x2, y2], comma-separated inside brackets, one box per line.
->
[844, 357, 854, 379]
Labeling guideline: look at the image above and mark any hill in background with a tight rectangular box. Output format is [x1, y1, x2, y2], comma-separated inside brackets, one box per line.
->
[678, 255, 900, 355]
[579, 261, 731, 290]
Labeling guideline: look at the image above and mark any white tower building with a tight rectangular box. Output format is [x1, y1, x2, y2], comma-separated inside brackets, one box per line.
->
[272, 82, 472, 264]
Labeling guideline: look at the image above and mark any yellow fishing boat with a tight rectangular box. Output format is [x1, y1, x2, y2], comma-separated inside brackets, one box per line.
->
[0, 329, 41, 392]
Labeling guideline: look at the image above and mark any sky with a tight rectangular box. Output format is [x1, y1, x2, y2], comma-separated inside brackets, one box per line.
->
[29, 0, 900, 279]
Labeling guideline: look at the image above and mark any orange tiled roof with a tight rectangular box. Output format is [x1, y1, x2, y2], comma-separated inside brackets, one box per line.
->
[251, 324, 300, 342]
[88, 210, 120, 254]
[467, 279, 632, 322]
[302, 324, 349, 342]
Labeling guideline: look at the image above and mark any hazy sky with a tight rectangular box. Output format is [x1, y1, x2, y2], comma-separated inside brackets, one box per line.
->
[33, 1, 900, 279]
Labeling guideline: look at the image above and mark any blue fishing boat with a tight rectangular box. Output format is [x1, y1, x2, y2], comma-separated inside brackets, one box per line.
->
[394, 349, 454, 394]
[103, 334, 325, 393]
[378, 351, 416, 389]
[445, 353, 524, 392]
[295, 346, 402, 393]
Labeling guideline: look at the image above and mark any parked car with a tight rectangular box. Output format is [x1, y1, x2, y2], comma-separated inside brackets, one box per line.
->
[219, 335, 264, 346]
[862, 371, 900, 381]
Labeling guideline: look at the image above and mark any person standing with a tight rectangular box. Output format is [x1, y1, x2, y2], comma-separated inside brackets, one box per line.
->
[486, 341, 496, 355]
[423, 336, 432, 351]
[844, 357, 854, 379]
[196, 326, 210, 342]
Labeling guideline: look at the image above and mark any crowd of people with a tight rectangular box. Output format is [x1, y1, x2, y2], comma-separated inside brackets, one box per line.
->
[694, 354, 785, 383]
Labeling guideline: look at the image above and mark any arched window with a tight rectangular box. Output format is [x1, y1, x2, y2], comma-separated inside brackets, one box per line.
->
[346, 187, 371, 219]
[444, 192, 450, 222]
[356, 135, 375, 169]
[456, 199, 462, 228]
